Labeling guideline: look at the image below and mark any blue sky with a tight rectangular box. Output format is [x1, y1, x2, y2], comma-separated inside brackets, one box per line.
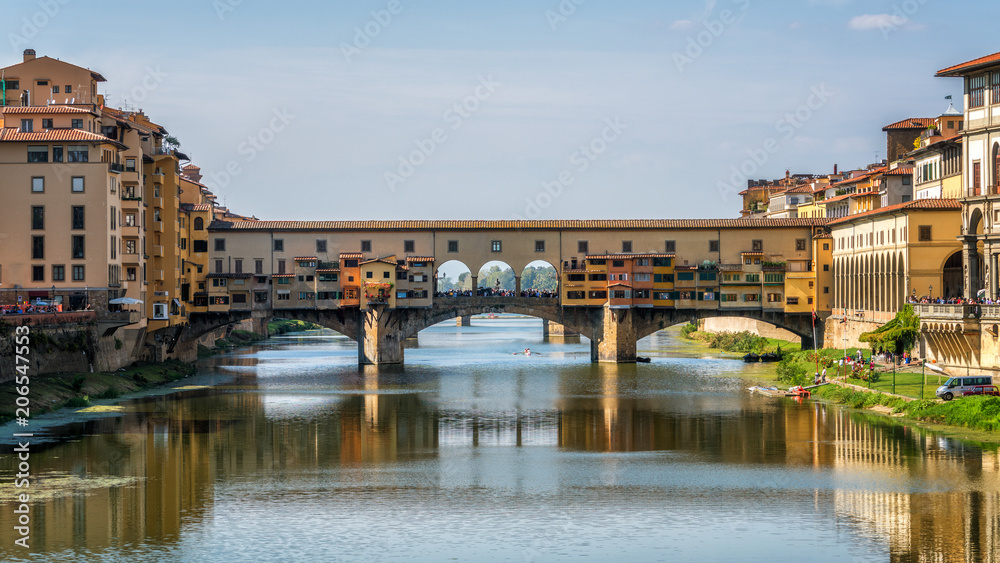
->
[6, 0, 998, 221]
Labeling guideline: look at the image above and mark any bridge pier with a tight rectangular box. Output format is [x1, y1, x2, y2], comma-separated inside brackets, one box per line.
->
[360, 305, 404, 365]
[591, 305, 637, 363]
[456, 315, 472, 326]
[543, 321, 579, 337]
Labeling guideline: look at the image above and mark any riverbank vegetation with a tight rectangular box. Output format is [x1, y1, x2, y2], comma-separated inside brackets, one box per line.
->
[268, 319, 323, 336]
[815, 385, 1000, 433]
[0, 360, 196, 424]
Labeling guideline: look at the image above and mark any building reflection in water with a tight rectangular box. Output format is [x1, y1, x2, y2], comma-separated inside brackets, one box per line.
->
[2, 363, 999, 561]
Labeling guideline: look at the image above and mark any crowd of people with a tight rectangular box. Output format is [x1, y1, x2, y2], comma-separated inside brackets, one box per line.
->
[434, 288, 558, 298]
[0, 303, 68, 315]
[907, 295, 993, 305]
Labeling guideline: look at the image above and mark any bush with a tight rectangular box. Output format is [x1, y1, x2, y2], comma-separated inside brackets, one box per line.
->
[679, 322, 698, 339]
[65, 395, 89, 408]
[115, 338, 123, 350]
[776, 357, 809, 386]
[707, 331, 768, 353]
[71, 375, 86, 393]
[96, 387, 120, 400]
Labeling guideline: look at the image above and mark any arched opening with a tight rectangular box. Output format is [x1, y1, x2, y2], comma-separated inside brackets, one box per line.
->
[520, 260, 558, 298]
[435, 260, 473, 296]
[993, 143, 1000, 189]
[477, 260, 515, 295]
[969, 208, 985, 297]
[942, 251, 963, 299]
[194, 216, 204, 230]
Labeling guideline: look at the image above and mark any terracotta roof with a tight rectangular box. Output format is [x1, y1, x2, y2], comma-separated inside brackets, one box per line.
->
[813, 233, 833, 240]
[210, 218, 830, 232]
[339, 252, 364, 259]
[272, 274, 295, 278]
[936, 51, 1000, 77]
[316, 268, 341, 273]
[882, 118, 935, 131]
[586, 253, 675, 260]
[361, 257, 398, 266]
[0, 127, 124, 147]
[608, 282, 632, 288]
[406, 256, 435, 262]
[294, 256, 318, 261]
[740, 251, 764, 256]
[181, 203, 213, 212]
[821, 193, 853, 205]
[831, 168, 886, 188]
[1, 105, 95, 115]
[882, 167, 914, 176]
[828, 198, 962, 226]
[719, 264, 744, 271]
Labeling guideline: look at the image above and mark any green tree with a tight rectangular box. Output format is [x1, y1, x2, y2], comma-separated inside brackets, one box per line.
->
[859, 304, 920, 354]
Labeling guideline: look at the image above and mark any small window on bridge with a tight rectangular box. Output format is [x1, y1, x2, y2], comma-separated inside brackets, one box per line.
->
[404, 240, 415, 253]
[491, 240, 502, 252]
[665, 240, 675, 253]
[622, 241, 632, 253]
[535, 240, 545, 252]
[578, 240, 589, 254]
[448, 241, 459, 253]
[567, 291, 586, 300]
[361, 240, 372, 252]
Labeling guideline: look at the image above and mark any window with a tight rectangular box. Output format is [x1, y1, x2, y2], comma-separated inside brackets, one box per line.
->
[448, 240, 459, 252]
[71, 177, 84, 192]
[125, 240, 137, 254]
[709, 240, 719, 252]
[31, 236, 44, 259]
[796, 239, 807, 251]
[213, 278, 228, 287]
[578, 240, 589, 254]
[823, 264, 829, 272]
[52, 146, 63, 162]
[28, 146, 46, 162]
[764, 273, 784, 283]
[635, 273, 651, 282]
[992, 72, 1000, 106]
[622, 241, 632, 253]
[215, 239, 226, 251]
[361, 240, 372, 252]
[316, 239, 327, 253]
[20, 119, 33, 133]
[918, 226, 932, 241]
[491, 240, 502, 252]
[722, 294, 739, 302]
[366, 271, 373, 279]
[276, 292, 290, 301]
[71, 235, 85, 259]
[233, 293, 247, 304]
[234, 259, 243, 274]
[767, 293, 782, 303]
[215, 260, 223, 274]
[653, 257, 672, 267]
[68, 206, 84, 230]
[31, 206, 44, 230]
[319, 272, 338, 282]
[52, 265, 65, 281]
[125, 158, 135, 171]
[404, 240, 415, 253]
[786, 297, 799, 305]
[665, 240, 676, 253]
[589, 290, 608, 299]
[612, 260, 625, 268]
[67, 145, 87, 162]
[41, 118, 52, 129]
[274, 239, 284, 252]
[589, 274, 607, 281]
[383, 271, 391, 279]
[194, 217, 204, 230]
[193, 240, 208, 252]
[699, 272, 717, 281]
[744, 293, 760, 302]
[535, 240, 545, 252]
[970, 74, 987, 108]
[4, 80, 18, 89]
[822, 243, 829, 251]
[71, 119, 83, 129]
[255, 260, 264, 274]
[567, 291, 586, 300]
[72, 265, 85, 281]
[677, 272, 695, 281]
[752, 240, 763, 252]
[32, 265, 44, 282]
[745, 274, 760, 283]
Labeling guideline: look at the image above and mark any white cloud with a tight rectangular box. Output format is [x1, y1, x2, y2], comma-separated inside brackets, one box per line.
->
[848, 13, 926, 32]
[788, 21, 803, 30]
[670, 19, 695, 30]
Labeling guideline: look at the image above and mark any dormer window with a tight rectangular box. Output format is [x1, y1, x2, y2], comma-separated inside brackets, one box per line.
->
[71, 119, 83, 129]
[20, 119, 32, 133]
[41, 118, 52, 129]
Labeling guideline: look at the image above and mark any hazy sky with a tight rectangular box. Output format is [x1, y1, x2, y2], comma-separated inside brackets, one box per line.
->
[7, 0, 997, 221]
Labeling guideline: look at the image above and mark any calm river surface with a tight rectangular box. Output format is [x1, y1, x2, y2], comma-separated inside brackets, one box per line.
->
[2, 318, 1000, 562]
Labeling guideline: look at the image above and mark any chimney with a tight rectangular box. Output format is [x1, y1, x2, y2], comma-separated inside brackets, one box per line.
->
[833, 164, 838, 175]
[23, 49, 36, 62]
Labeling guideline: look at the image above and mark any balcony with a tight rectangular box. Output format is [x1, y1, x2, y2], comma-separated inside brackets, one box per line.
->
[152, 221, 163, 232]
[121, 225, 140, 238]
[152, 197, 163, 208]
[913, 303, 976, 320]
[153, 245, 164, 257]
[108, 162, 125, 173]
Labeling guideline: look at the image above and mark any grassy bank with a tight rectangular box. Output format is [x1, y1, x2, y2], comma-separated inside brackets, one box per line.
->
[814, 384, 1000, 434]
[267, 319, 322, 336]
[0, 360, 197, 424]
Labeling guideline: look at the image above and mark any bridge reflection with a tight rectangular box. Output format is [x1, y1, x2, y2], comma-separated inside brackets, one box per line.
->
[2, 380, 998, 560]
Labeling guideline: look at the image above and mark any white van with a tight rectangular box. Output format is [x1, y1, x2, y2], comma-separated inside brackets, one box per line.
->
[936, 375, 994, 401]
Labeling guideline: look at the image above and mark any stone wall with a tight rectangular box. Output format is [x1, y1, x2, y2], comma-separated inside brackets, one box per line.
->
[823, 317, 882, 353]
[700, 317, 798, 342]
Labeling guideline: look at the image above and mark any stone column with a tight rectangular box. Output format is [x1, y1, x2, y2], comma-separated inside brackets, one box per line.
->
[964, 236, 980, 299]
[515, 276, 521, 295]
[544, 321, 578, 337]
[590, 305, 636, 363]
[456, 315, 471, 326]
[470, 275, 478, 294]
[991, 249, 999, 300]
[359, 305, 403, 365]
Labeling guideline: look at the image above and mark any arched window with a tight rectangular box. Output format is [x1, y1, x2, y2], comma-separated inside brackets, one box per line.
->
[993, 143, 1000, 191]
[194, 217, 204, 231]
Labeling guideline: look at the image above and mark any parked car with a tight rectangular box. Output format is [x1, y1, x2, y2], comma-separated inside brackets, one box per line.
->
[936, 376, 995, 401]
[963, 385, 1000, 398]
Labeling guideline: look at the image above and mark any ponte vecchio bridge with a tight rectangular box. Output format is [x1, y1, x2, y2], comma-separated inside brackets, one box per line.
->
[178, 218, 831, 364]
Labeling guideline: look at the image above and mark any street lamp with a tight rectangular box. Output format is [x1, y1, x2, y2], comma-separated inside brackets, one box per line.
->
[928, 284, 933, 299]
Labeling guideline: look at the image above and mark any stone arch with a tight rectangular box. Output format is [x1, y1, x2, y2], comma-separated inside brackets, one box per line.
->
[476, 260, 516, 292]
[896, 251, 905, 307]
[970, 207, 985, 235]
[194, 216, 204, 230]
[267, 310, 358, 341]
[632, 311, 813, 344]
[520, 259, 559, 296]
[435, 259, 473, 294]
[994, 142, 1000, 188]
[942, 251, 963, 299]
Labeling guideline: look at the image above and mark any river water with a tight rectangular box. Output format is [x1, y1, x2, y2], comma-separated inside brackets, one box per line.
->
[2, 318, 999, 562]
